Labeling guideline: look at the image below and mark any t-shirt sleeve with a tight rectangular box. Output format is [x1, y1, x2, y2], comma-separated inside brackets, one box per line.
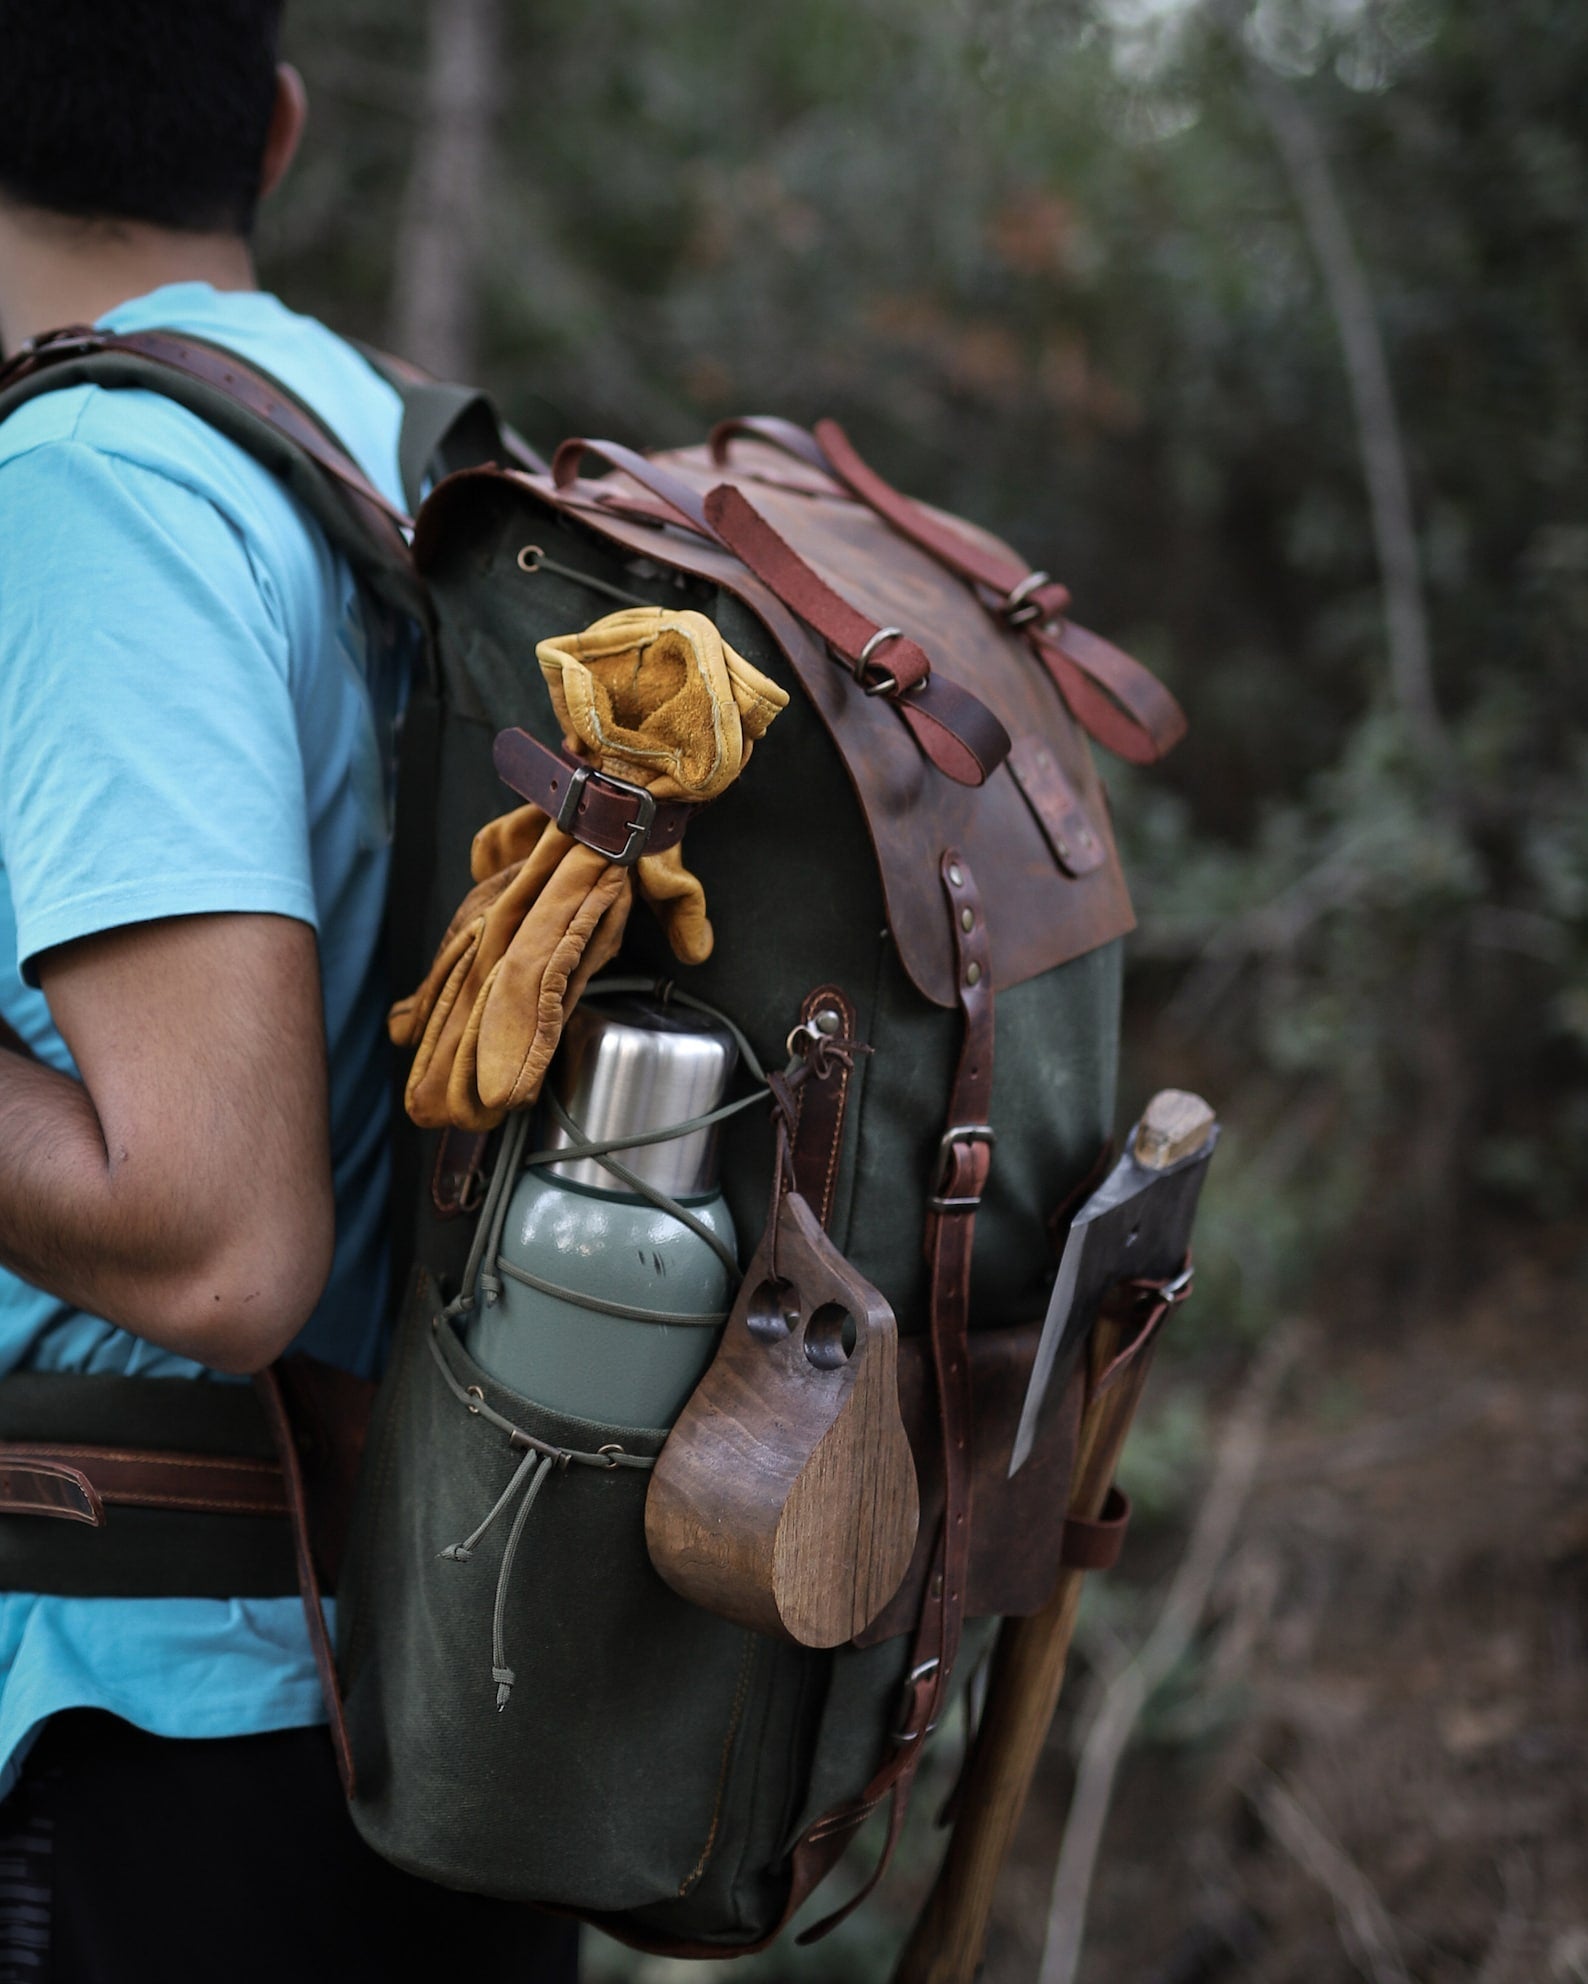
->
[0, 439, 317, 984]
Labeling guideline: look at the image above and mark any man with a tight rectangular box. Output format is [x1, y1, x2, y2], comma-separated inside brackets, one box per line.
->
[0, 6, 577, 1976]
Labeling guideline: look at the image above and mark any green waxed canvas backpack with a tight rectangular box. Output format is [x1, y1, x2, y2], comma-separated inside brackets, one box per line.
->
[0, 328, 1186, 1955]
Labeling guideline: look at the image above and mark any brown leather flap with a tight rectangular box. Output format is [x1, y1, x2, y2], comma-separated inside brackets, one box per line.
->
[415, 448, 1135, 1007]
[855, 1316, 1084, 1646]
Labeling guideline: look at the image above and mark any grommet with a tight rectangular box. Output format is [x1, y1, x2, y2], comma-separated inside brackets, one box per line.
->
[465, 1386, 485, 1415]
[516, 544, 543, 573]
[959, 907, 974, 933]
[947, 862, 964, 888]
[814, 1006, 842, 1036]
[966, 961, 982, 986]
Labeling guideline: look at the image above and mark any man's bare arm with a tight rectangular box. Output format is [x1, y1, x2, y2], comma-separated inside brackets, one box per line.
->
[0, 913, 336, 1374]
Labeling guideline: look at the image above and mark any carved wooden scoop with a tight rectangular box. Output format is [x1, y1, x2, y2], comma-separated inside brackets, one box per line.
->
[645, 1187, 920, 1647]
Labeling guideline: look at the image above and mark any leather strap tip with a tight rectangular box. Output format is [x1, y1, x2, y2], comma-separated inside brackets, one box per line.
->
[1060, 1485, 1131, 1572]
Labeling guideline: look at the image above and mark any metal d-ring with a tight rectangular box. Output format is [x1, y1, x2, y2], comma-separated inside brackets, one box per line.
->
[854, 625, 904, 697]
[1003, 569, 1052, 626]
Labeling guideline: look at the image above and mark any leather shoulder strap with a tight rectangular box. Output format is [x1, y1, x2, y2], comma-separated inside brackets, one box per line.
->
[0, 326, 426, 627]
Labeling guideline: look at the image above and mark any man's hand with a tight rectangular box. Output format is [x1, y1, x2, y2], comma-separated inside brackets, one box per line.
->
[0, 913, 335, 1374]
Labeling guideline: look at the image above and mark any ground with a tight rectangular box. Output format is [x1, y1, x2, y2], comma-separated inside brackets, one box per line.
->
[979, 1226, 1588, 1984]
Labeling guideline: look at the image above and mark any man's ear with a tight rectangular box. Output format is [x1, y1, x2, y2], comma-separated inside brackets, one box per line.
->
[259, 63, 308, 204]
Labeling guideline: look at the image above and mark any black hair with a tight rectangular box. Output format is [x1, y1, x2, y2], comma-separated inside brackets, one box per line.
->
[0, 3, 286, 235]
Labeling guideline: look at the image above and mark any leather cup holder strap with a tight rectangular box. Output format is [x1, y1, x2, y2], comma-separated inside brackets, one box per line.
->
[787, 985, 862, 1232]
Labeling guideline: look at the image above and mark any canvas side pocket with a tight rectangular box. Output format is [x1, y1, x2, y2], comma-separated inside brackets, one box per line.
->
[337, 1270, 763, 1913]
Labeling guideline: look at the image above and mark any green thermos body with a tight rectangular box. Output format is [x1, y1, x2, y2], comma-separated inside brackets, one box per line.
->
[464, 997, 739, 1427]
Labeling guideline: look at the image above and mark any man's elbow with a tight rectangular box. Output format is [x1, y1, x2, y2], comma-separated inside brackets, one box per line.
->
[161, 1209, 336, 1375]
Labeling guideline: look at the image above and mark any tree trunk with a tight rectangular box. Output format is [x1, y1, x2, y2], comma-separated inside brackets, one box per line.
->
[388, 0, 499, 380]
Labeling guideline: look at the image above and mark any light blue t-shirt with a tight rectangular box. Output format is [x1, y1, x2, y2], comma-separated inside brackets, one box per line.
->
[0, 283, 410, 1793]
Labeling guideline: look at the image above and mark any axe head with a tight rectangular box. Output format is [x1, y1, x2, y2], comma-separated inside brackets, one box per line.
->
[1008, 1091, 1217, 1477]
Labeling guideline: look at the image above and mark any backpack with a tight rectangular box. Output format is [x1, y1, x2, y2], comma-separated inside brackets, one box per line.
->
[0, 325, 1185, 1955]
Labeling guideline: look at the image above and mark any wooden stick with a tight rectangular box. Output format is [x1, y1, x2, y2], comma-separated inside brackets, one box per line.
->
[893, 1304, 1157, 1984]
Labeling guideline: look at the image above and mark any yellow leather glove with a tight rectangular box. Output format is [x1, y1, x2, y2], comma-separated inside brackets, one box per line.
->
[537, 608, 787, 965]
[389, 609, 786, 1130]
[388, 808, 630, 1131]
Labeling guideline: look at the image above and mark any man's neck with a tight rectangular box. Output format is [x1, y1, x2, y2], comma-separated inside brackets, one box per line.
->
[0, 204, 256, 355]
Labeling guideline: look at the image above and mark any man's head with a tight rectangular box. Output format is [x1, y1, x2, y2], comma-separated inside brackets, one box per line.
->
[0, 3, 300, 238]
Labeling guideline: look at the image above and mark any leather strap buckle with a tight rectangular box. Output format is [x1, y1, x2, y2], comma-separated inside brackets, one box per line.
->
[929, 1122, 997, 1211]
[554, 762, 657, 868]
[893, 1656, 942, 1743]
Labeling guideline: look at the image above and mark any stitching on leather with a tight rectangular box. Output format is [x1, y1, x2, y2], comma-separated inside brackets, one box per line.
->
[4, 1447, 279, 1475]
[100, 1490, 286, 1514]
[677, 1631, 759, 1898]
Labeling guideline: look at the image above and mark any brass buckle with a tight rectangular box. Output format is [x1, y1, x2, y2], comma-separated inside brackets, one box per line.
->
[554, 762, 657, 868]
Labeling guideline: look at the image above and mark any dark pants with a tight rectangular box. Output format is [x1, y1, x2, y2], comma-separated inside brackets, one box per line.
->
[0, 1712, 580, 1984]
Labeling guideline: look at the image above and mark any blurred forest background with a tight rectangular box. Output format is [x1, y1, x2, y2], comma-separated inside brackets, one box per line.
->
[264, 1, 1587, 1978]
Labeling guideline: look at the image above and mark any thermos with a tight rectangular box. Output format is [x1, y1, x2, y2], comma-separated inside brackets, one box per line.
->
[464, 996, 739, 1426]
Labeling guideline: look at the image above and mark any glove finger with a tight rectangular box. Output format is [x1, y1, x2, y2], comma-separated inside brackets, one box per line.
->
[635, 846, 713, 966]
[474, 851, 633, 1115]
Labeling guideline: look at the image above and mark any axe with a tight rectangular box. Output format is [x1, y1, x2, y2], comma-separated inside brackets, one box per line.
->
[893, 1090, 1217, 1984]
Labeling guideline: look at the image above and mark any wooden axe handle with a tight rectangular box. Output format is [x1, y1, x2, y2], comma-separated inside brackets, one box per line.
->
[894, 1091, 1213, 1984]
[893, 1309, 1155, 1982]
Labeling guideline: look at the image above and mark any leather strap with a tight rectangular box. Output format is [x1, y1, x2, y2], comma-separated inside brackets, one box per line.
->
[1060, 1483, 1131, 1572]
[1007, 735, 1107, 878]
[788, 986, 860, 1231]
[546, 438, 1011, 788]
[702, 485, 1011, 788]
[0, 1455, 103, 1524]
[0, 327, 414, 552]
[491, 728, 695, 865]
[550, 435, 716, 536]
[708, 415, 834, 477]
[432, 1127, 490, 1219]
[254, 1366, 357, 1799]
[783, 848, 996, 1945]
[0, 1441, 286, 1519]
[712, 412, 1186, 765]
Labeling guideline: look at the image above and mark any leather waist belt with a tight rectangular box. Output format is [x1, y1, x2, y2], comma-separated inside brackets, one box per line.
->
[492, 728, 694, 868]
[0, 1363, 371, 1602]
[0, 1443, 288, 1525]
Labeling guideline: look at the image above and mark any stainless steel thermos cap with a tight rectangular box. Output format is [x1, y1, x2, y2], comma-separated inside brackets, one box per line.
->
[543, 996, 738, 1197]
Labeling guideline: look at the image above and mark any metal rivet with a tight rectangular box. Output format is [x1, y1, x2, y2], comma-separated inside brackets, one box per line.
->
[966, 961, 982, 986]
[813, 1007, 842, 1036]
[1055, 838, 1072, 862]
[1078, 829, 1096, 850]
[959, 907, 974, 932]
[947, 862, 964, 888]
